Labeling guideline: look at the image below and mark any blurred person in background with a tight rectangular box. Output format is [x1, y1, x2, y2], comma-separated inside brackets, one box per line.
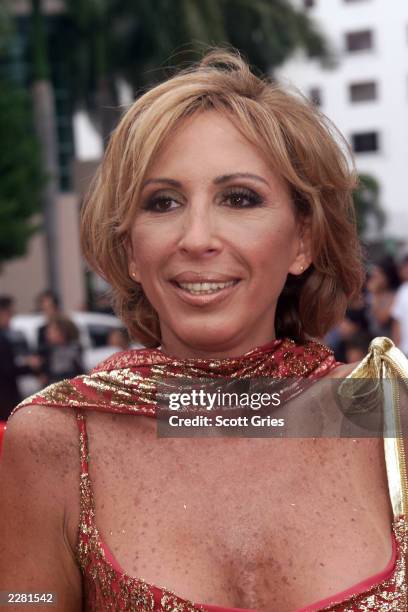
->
[107, 328, 131, 352]
[324, 292, 370, 362]
[35, 291, 83, 383]
[397, 254, 408, 283]
[82, 327, 131, 365]
[39, 315, 84, 385]
[36, 289, 61, 352]
[391, 255, 408, 356]
[366, 256, 400, 339]
[343, 331, 372, 364]
[0, 296, 41, 420]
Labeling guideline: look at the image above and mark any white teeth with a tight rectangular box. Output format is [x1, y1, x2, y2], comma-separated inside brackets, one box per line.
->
[177, 280, 237, 294]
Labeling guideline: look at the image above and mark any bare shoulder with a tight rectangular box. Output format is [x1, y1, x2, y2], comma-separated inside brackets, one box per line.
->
[0, 405, 83, 610]
[4, 404, 80, 474]
[2, 404, 82, 535]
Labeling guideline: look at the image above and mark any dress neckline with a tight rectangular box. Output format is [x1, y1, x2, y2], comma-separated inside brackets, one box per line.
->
[95, 518, 399, 612]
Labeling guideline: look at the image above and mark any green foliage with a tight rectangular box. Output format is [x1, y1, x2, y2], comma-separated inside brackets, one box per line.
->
[0, 79, 44, 263]
[353, 173, 386, 237]
[221, 0, 327, 74]
[62, 0, 328, 108]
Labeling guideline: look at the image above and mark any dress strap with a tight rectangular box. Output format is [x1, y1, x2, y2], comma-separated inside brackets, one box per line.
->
[75, 411, 97, 522]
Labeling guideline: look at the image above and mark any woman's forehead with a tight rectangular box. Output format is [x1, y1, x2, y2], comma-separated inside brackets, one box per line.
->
[143, 111, 285, 189]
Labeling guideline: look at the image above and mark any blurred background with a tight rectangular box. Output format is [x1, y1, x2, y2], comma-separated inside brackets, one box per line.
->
[1, 0, 408, 417]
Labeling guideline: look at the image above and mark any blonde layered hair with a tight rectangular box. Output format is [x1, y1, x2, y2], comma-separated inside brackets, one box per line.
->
[81, 49, 364, 347]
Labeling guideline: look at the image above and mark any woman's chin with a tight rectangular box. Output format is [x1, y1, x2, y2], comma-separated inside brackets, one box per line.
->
[164, 323, 251, 358]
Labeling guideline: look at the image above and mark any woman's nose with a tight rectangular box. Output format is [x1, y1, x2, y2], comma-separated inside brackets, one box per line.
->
[177, 203, 222, 256]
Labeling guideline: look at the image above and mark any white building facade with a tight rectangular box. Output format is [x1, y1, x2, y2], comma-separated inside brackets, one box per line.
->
[277, 0, 408, 241]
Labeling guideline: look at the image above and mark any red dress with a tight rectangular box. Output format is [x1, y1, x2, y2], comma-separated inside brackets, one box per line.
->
[13, 337, 408, 610]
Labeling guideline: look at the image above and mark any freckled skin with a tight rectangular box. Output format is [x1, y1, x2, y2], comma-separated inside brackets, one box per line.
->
[55, 386, 395, 611]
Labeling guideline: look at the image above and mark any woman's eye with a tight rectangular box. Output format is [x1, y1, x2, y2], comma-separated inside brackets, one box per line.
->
[223, 188, 264, 208]
[144, 197, 181, 213]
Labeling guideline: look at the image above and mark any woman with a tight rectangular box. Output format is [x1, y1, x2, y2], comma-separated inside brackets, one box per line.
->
[1, 51, 407, 611]
[366, 256, 400, 339]
[38, 316, 83, 385]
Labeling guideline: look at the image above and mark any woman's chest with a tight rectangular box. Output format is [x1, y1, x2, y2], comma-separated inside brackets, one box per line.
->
[68, 419, 394, 611]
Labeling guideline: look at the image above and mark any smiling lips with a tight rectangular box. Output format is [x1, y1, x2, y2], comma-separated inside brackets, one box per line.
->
[177, 280, 238, 295]
[170, 273, 241, 298]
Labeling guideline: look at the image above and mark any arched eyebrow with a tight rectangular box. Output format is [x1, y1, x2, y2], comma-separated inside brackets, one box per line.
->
[142, 173, 270, 189]
[213, 173, 270, 188]
[142, 178, 181, 188]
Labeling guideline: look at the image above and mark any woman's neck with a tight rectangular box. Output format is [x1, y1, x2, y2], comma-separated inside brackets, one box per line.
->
[159, 335, 279, 360]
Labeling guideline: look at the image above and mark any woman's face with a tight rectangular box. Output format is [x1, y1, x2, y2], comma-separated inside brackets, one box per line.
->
[367, 265, 387, 293]
[128, 111, 310, 358]
[46, 323, 64, 345]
